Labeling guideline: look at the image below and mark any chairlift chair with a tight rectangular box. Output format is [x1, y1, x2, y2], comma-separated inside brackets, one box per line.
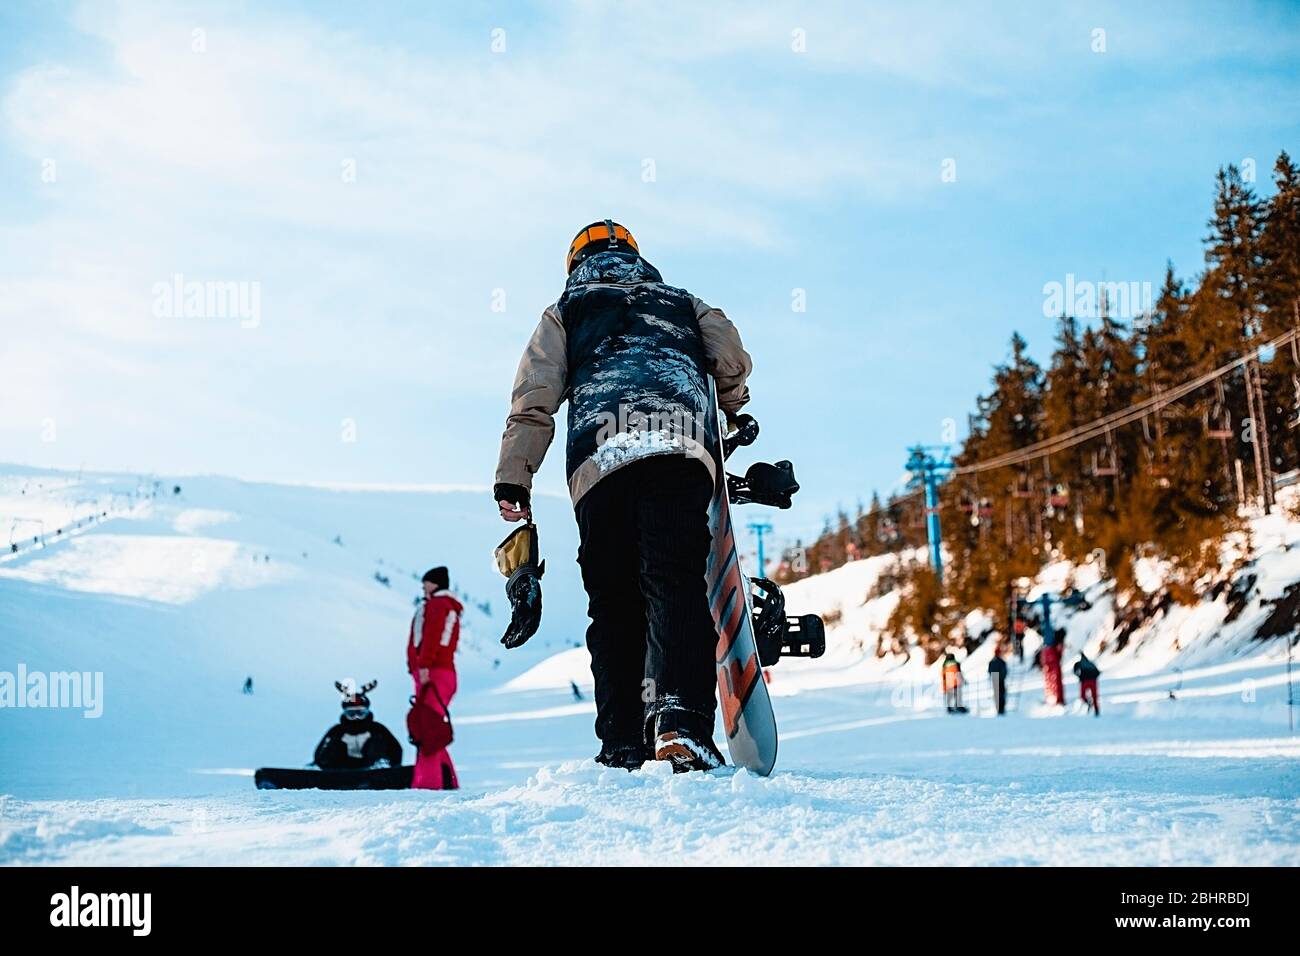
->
[1091, 447, 1119, 478]
[1205, 402, 1233, 441]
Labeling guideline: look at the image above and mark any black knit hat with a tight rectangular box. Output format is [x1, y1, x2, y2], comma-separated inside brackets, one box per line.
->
[422, 566, 449, 590]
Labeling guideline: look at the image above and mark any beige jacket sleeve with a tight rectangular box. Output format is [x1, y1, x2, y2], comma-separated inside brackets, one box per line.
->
[495, 305, 568, 492]
[693, 296, 753, 414]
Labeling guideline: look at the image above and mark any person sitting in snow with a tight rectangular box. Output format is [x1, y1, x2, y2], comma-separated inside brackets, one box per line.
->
[313, 681, 403, 770]
[1073, 652, 1101, 716]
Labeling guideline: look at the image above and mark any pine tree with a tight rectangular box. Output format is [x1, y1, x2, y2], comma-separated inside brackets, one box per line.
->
[1258, 152, 1300, 473]
[795, 156, 1295, 649]
[1041, 313, 1095, 559]
[948, 333, 1045, 613]
[1203, 164, 1271, 507]
[857, 491, 885, 557]
[1074, 299, 1142, 570]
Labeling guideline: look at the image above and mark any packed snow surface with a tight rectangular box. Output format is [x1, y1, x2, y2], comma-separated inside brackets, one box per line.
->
[1, 466, 1296, 865]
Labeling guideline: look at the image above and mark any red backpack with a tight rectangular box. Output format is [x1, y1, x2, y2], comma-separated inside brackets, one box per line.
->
[406, 684, 454, 755]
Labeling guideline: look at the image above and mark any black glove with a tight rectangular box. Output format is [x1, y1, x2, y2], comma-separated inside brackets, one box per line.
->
[728, 460, 800, 508]
[501, 564, 544, 649]
[494, 521, 545, 649]
[494, 483, 531, 510]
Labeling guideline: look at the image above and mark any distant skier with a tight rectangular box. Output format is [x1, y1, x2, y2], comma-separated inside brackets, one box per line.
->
[1041, 628, 1067, 706]
[570, 680, 584, 702]
[941, 652, 967, 714]
[1073, 652, 1101, 716]
[494, 220, 752, 772]
[313, 681, 403, 770]
[987, 645, 1008, 715]
[407, 566, 461, 789]
[242, 676, 254, 695]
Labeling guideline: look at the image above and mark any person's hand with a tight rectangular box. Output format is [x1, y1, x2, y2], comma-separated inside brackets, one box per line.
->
[494, 483, 532, 522]
[499, 500, 531, 522]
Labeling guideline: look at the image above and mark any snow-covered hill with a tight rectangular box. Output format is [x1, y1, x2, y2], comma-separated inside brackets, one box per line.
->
[0, 465, 586, 799]
[768, 494, 1300, 714]
[1, 464, 1297, 865]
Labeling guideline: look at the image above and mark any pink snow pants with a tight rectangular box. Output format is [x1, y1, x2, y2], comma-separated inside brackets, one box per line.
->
[411, 668, 459, 790]
[1041, 644, 1065, 706]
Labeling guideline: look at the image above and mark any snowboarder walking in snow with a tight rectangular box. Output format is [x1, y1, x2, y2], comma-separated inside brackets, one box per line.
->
[494, 220, 752, 772]
[407, 566, 461, 789]
[313, 681, 404, 770]
[942, 652, 967, 713]
[1073, 652, 1101, 716]
[987, 643, 1008, 715]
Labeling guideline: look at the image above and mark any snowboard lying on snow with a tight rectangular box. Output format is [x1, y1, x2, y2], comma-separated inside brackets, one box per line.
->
[254, 765, 413, 790]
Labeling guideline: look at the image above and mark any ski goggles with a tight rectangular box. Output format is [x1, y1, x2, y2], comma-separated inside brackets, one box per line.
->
[566, 220, 638, 273]
[342, 705, 370, 719]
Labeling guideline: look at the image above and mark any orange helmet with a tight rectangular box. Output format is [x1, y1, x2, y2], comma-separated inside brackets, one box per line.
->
[566, 219, 639, 273]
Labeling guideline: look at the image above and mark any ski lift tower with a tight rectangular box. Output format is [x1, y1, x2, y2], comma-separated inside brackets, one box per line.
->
[905, 445, 954, 584]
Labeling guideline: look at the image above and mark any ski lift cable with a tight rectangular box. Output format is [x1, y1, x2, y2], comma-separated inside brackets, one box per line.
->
[954, 327, 1300, 476]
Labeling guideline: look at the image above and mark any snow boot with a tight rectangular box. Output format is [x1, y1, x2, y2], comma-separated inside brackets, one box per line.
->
[596, 740, 651, 771]
[652, 708, 725, 772]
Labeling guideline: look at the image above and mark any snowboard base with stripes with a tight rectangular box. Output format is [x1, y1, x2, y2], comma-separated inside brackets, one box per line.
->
[703, 381, 778, 775]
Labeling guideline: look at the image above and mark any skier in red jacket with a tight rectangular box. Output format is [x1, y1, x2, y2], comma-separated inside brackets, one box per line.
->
[407, 566, 461, 789]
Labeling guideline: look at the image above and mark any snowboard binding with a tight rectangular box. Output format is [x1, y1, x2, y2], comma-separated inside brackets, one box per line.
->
[721, 413, 801, 509]
[728, 460, 800, 509]
[749, 577, 827, 666]
[722, 413, 760, 459]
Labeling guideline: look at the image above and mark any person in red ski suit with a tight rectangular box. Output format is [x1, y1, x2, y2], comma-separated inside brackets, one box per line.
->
[1040, 628, 1067, 706]
[407, 566, 461, 789]
[1073, 652, 1101, 716]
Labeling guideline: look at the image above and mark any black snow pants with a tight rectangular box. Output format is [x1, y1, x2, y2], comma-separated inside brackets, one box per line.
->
[574, 454, 718, 747]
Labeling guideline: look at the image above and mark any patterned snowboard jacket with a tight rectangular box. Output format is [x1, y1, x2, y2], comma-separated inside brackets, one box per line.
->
[495, 251, 752, 506]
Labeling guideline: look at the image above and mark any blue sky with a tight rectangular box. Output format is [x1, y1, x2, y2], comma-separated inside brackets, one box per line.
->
[2, 1, 1298, 548]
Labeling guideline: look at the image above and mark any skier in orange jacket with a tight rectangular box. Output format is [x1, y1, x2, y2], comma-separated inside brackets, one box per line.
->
[941, 652, 967, 714]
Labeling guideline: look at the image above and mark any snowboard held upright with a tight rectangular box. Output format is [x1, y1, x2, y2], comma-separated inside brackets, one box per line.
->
[702, 379, 825, 776]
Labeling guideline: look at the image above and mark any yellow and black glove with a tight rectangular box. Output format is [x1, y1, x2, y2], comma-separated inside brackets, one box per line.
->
[494, 522, 545, 649]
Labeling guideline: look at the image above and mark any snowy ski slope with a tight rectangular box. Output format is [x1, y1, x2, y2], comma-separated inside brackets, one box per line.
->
[0, 465, 1296, 865]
